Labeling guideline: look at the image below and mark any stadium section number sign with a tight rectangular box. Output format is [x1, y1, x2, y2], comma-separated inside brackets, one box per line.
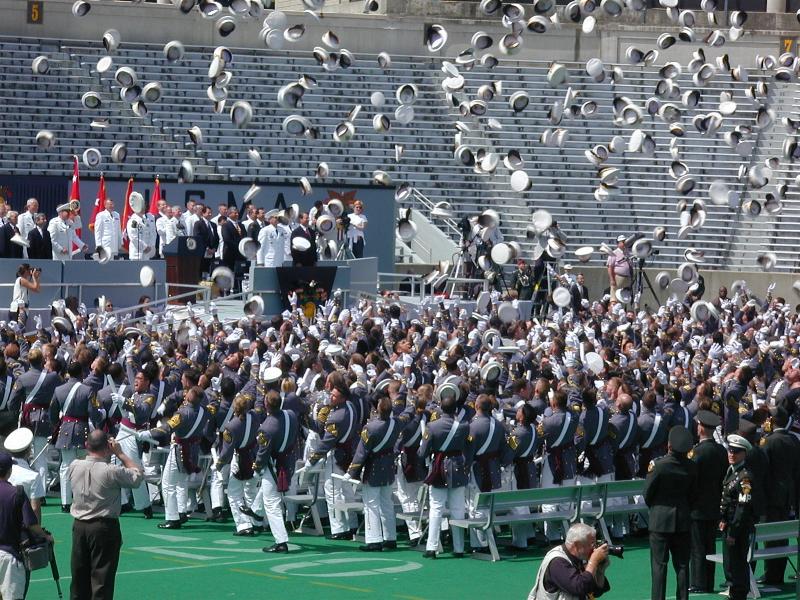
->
[27, 1, 43, 24]
[782, 38, 796, 54]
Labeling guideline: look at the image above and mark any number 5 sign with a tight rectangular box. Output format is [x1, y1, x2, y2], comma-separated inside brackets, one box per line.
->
[27, 0, 43, 24]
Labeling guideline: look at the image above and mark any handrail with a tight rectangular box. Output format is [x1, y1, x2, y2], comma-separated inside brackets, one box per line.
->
[378, 272, 425, 301]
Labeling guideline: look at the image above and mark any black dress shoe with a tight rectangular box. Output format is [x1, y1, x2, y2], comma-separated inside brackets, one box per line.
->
[120, 503, 133, 514]
[756, 577, 782, 586]
[61, 505, 71, 513]
[234, 529, 256, 537]
[252, 525, 265, 534]
[408, 537, 421, 548]
[452, 552, 464, 558]
[687, 587, 707, 594]
[158, 521, 181, 529]
[240, 504, 260, 519]
[142, 507, 154, 519]
[510, 546, 529, 552]
[263, 543, 289, 553]
[382, 541, 397, 550]
[327, 532, 352, 541]
[179, 513, 188, 524]
[359, 543, 383, 552]
[422, 550, 436, 559]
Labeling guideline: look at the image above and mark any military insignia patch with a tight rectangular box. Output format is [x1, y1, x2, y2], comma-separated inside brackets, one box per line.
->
[430, 412, 440, 422]
[207, 404, 217, 415]
[648, 460, 655, 473]
[257, 431, 267, 446]
[576, 425, 585, 437]
[711, 401, 721, 415]
[326, 423, 338, 437]
[360, 428, 369, 443]
[509, 435, 519, 450]
[467, 434, 474, 443]
[759, 437, 766, 446]
[223, 430, 233, 443]
[167, 414, 181, 429]
[318, 406, 331, 424]
[536, 423, 544, 436]
[571, 403, 581, 414]
[740, 479, 752, 495]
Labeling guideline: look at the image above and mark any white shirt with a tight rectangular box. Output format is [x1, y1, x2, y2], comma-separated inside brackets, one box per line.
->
[10, 277, 28, 312]
[94, 209, 122, 257]
[347, 212, 367, 243]
[127, 213, 157, 260]
[10, 458, 45, 500]
[278, 223, 292, 261]
[258, 224, 282, 267]
[18, 211, 36, 258]
[183, 212, 199, 239]
[155, 212, 177, 256]
[211, 214, 225, 259]
[47, 216, 82, 260]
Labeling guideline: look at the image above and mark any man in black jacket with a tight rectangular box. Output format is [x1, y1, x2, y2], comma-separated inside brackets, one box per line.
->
[221, 207, 245, 271]
[759, 406, 800, 585]
[27, 213, 52, 260]
[644, 425, 698, 600]
[290, 212, 317, 267]
[193, 204, 219, 276]
[688, 410, 728, 593]
[0, 211, 23, 259]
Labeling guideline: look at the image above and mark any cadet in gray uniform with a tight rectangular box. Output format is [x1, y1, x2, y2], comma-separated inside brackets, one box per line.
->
[0, 358, 17, 439]
[540, 390, 579, 541]
[96, 363, 128, 437]
[508, 403, 542, 550]
[114, 370, 157, 516]
[418, 394, 472, 558]
[216, 394, 259, 536]
[140, 385, 208, 529]
[347, 397, 404, 552]
[50, 361, 101, 510]
[609, 392, 639, 538]
[637, 391, 669, 478]
[576, 388, 614, 486]
[307, 375, 360, 539]
[255, 390, 299, 553]
[467, 394, 507, 551]
[394, 392, 429, 545]
[10, 349, 60, 488]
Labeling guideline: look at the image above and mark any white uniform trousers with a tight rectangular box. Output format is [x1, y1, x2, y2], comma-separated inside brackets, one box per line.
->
[31, 436, 49, 496]
[118, 425, 151, 510]
[467, 481, 491, 548]
[59, 448, 85, 505]
[394, 469, 422, 541]
[210, 447, 230, 510]
[362, 483, 396, 544]
[162, 444, 188, 521]
[324, 460, 358, 535]
[227, 455, 259, 532]
[259, 468, 289, 544]
[504, 468, 535, 549]
[426, 485, 465, 553]
[540, 457, 575, 541]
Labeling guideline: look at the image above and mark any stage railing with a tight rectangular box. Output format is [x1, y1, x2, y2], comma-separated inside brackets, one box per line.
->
[378, 272, 425, 301]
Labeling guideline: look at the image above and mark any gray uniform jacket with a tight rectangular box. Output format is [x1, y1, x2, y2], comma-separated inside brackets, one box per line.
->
[150, 401, 209, 474]
[418, 412, 472, 489]
[309, 400, 360, 469]
[49, 378, 101, 450]
[348, 415, 403, 487]
[542, 408, 579, 484]
[218, 411, 260, 480]
[469, 414, 507, 492]
[254, 409, 299, 492]
[508, 423, 541, 489]
[577, 405, 614, 477]
[11, 368, 60, 433]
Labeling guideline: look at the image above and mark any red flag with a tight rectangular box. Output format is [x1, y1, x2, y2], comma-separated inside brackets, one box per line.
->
[121, 177, 134, 250]
[88, 173, 106, 233]
[69, 155, 83, 250]
[149, 175, 161, 216]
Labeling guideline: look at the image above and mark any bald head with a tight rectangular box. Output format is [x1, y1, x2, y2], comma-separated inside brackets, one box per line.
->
[616, 392, 633, 411]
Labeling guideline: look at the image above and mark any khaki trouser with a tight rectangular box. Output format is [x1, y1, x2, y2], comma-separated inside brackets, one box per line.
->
[610, 274, 630, 302]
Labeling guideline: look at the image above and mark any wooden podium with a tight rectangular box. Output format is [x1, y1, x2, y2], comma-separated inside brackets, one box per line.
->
[163, 237, 205, 295]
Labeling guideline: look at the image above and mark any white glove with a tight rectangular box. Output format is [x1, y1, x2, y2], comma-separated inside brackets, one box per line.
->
[79, 302, 88, 317]
[438, 331, 447, 343]
[156, 403, 166, 417]
[136, 430, 155, 443]
[249, 351, 260, 366]
[657, 371, 668, 385]
[288, 291, 298, 308]
[211, 376, 221, 393]
[165, 311, 174, 325]
[96, 407, 107, 421]
[209, 302, 218, 317]
[552, 362, 564, 380]
[111, 393, 125, 408]
[424, 326, 433, 338]
[33, 314, 42, 330]
[407, 372, 416, 388]
[768, 282, 776, 293]
[145, 311, 154, 328]
[187, 302, 194, 319]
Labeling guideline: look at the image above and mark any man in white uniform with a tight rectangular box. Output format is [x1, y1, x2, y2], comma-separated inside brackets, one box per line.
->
[17, 198, 38, 259]
[127, 198, 157, 261]
[156, 201, 177, 257]
[93, 198, 122, 260]
[48, 203, 86, 260]
[257, 211, 282, 267]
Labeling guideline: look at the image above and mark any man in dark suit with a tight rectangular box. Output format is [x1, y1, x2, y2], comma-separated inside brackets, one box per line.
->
[290, 212, 317, 267]
[644, 425, 698, 600]
[193, 204, 219, 276]
[27, 213, 52, 260]
[570, 272, 589, 313]
[0, 211, 24, 259]
[248, 208, 264, 241]
[759, 405, 800, 585]
[688, 410, 728, 594]
[221, 207, 245, 271]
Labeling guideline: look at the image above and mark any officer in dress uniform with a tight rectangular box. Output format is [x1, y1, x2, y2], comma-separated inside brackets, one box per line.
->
[508, 403, 542, 550]
[540, 390, 579, 542]
[720, 434, 756, 600]
[49, 362, 101, 511]
[127, 196, 157, 261]
[347, 397, 404, 552]
[140, 385, 209, 529]
[254, 390, 299, 553]
[9, 349, 60, 488]
[759, 405, 800, 585]
[113, 370, 156, 517]
[257, 211, 281, 267]
[418, 393, 472, 558]
[48, 203, 86, 260]
[93, 198, 122, 260]
[644, 426, 697, 600]
[393, 392, 428, 546]
[467, 394, 508, 552]
[307, 376, 360, 540]
[216, 394, 259, 536]
[688, 410, 728, 594]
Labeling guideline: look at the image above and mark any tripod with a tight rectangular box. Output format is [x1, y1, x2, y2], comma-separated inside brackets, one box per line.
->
[445, 235, 481, 298]
[632, 256, 659, 315]
[532, 257, 558, 321]
[335, 233, 355, 260]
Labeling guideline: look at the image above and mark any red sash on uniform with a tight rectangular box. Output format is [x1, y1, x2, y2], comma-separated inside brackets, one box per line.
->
[176, 437, 201, 473]
[423, 451, 461, 487]
[233, 444, 256, 481]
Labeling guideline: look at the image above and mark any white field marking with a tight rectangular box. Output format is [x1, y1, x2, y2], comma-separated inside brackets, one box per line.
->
[140, 532, 200, 543]
[30, 553, 327, 584]
[213, 539, 239, 545]
[271, 557, 423, 578]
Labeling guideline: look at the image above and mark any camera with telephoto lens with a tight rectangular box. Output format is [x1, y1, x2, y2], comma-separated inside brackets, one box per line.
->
[597, 542, 624, 559]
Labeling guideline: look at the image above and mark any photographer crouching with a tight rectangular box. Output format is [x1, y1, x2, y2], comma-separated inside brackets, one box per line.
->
[527, 522, 612, 600]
